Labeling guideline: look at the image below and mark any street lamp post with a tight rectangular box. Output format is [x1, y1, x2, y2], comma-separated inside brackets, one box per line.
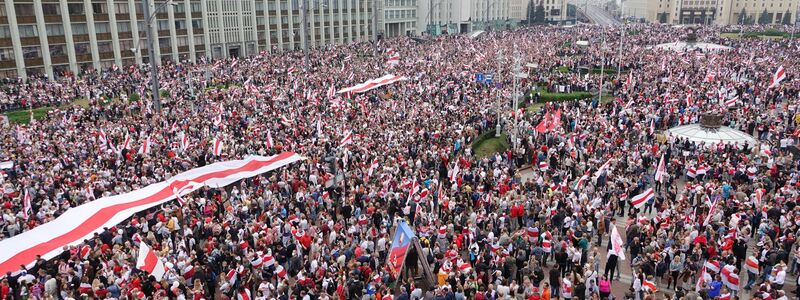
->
[139, 0, 176, 113]
[598, 26, 606, 105]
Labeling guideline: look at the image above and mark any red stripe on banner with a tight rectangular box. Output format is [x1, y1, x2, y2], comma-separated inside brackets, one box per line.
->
[0, 152, 297, 275]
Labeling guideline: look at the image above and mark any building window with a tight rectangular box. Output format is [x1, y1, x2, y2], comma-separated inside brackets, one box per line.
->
[49, 44, 67, 57]
[71, 23, 88, 35]
[14, 4, 35, 16]
[158, 20, 170, 31]
[46, 24, 65, 36]
[0, 48, 13, 61]
[74, 42, 90, 55]
[191, 3, 202, 13]
[175, 20, 187, 30]
[194, 35, 204, 45]
[177, 36, 188, 47]
[95, 22, 111, 34]
[91, 2, 106, 14]
[158, 37, 171, 49]
[22, 46, 41, 59]
[67, 3, 85, 14]
[0, 5, 6, 17]
[18, 25, 38, 38]
[192, 19, 203, 29]
[0, 25, 10, 39]
[97, 41, 113, 53]
[175, 3, 186, 13]
[117, 21, 131, 32]
[119, 39, 133, 52]
[42, 4, 60, 15]
[115, 3, 129, 14]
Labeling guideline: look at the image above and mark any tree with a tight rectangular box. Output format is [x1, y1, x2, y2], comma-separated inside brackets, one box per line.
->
[567, 4, 577, 18]
[738, 8, 748, 25]
[782, 10, 792, 25]
[534, 1, 546, 24]
[758, 9, 771, 24]
[526, 2, 534, 25]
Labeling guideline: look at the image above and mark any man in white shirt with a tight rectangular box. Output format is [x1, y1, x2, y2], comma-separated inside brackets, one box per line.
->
[769, 263, 786, 290]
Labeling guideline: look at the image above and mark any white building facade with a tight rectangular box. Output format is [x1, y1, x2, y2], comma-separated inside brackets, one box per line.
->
[416, 0, 512, 35]
[0, 0, 374, 79]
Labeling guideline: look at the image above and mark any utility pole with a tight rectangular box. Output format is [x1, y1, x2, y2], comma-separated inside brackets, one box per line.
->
[495, 50, 503, 137]
[372, 0, 379, 41]
[301, 0, 309, 68]
[141, 0, 161, 112]
[511, 52, 527, 149]
[617, 21, 623, 74]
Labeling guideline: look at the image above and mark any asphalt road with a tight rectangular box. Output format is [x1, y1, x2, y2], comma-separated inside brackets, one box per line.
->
[580, 5, 622, 26]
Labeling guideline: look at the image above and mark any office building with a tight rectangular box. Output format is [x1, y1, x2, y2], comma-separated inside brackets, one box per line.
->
[0, 0, 374, 80]
[644, 0, 796, 25]
[380, 0, 417, 38]
[417, 0, 513, 35]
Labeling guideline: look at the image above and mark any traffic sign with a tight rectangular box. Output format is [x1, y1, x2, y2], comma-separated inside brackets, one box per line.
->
[485, 74, 494, 84]
[475, 73, 484, 82]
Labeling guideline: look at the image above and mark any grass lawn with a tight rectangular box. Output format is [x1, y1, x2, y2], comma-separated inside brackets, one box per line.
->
[473, 133, 509, 158]
[557, 66, 570, 73]
[5, 97, 93, 124]
[721, 32, 789, 39]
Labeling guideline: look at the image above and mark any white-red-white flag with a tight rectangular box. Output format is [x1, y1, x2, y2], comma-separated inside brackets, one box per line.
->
[769, 65, 786, 88]
[265, 131, 274, 149]
[136, 242, 166, 280]
[630, 188, 654, 209]
[610, 225, 626, 260]
[327, 85, 336, 98]
[212, 138, 223, 156]
[339, 130, 353, 147]
[22, 190, 31, 220]
[654, 154, 666, 183]
[138, 136, 151, 155]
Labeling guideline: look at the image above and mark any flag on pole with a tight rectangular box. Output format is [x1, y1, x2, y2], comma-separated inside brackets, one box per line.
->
[630, 188, 654, 209]
[339, 130, 353, 147]
[327, 85, 336, 98]
[138, 136, 151, 155]
[265, 131, 274, 149]
[136, 242, 166, 281]
[368, 158, 379, 177]
[212, 138, 223, 156]
[609, 226, 626, 260]
[769, 65, 786, 88]
[22, 190, 31, 220]
[654, 154, 666, 183]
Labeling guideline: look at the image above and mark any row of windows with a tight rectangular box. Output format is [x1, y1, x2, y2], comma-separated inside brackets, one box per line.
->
[0, 18, 204, 39]
[385, 9, 416, 19]
[386, 0, 418, 7]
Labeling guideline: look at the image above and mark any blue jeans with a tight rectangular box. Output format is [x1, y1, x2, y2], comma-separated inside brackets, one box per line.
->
[746, 270, 757, 289]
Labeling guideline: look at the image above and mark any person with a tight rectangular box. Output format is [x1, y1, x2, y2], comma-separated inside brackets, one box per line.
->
[598, 276, 611, 300]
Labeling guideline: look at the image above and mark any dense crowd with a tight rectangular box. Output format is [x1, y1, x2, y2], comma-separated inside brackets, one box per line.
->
[0, 23, 799, 300]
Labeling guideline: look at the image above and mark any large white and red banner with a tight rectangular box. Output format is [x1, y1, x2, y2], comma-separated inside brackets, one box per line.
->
[0, 152, 302, 276]
[337, 74, 408, 94]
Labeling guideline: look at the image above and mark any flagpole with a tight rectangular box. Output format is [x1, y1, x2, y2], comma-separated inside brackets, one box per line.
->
[599, 27, 606, 106]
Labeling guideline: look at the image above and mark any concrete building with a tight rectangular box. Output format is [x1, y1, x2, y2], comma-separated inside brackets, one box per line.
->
[642, 0, 797, 25]
[535, 0, 568, 23]
[509, 0, 529, 22]
[0, 0, 374, 79]
[380, 0, 417, 38]
[416, 0, 512, 35]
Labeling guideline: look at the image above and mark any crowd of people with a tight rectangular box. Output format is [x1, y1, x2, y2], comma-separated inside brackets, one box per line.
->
[0, 23, 799, 300]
